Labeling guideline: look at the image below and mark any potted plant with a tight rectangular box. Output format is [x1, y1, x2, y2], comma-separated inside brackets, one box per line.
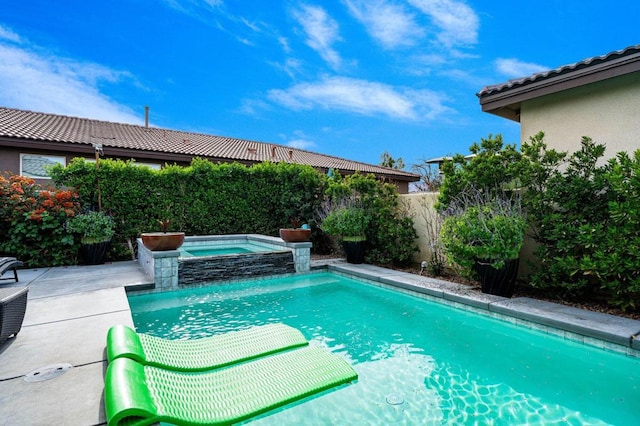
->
[141, 219, 185, 251]
[279, 218, 311, 242]
[321, 206, 371, 263]
[66, 210, 116, 265]
[440, 190, 527, 297]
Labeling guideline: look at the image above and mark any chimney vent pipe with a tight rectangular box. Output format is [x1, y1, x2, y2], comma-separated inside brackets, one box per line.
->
[144, 106, 149, 128]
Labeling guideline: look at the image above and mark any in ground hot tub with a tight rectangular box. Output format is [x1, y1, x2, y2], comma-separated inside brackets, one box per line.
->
[138, 234, 311, 291]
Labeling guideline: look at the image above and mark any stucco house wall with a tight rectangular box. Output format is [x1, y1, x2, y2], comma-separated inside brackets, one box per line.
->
[521, 72, 640, 158]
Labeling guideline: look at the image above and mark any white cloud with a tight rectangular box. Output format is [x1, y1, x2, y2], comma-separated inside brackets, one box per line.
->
[162, 0, 222, 16]
[278, 36, 291, 53]
[286, 130, 317, 150]
[0, 37, 142, 124]
[495, 58, 548, 78]
[270, 57, 304, 79]
[408, 0, 479, 47]
[292, 4, 342, 69]
[287, 138, 316, 149]
[267, 76, 449, 121]
[0, 24, 21, 43]
[344, 0, 424, 49]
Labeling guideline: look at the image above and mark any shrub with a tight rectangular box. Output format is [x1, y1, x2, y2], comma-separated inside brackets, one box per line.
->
[0, 172, 80, 266]
[438, 134, 526, 210]
[520, 135, 610, 298]
[66, 211, 116, 243]
[323, 173, 418, 265]
[321, 205, 371, 242]
[440, 189, 527, 277]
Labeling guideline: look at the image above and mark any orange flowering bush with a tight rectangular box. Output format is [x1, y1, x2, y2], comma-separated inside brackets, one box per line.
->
[0, 172, 81, 266]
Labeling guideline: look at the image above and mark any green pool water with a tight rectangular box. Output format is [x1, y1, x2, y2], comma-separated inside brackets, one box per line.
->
[128, 272, 640, 425]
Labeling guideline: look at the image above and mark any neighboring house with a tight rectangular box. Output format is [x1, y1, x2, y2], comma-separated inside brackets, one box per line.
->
[477, 44, 640, 159]
[0, 107, 419, 193]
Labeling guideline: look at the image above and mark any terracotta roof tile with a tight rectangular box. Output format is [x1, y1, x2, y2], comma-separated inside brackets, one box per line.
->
[0, 107, 419, 181]
[477, 44, 640, 98]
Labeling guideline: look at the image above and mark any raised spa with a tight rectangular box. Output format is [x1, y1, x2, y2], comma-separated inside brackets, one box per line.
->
[137, 234, 311, 291]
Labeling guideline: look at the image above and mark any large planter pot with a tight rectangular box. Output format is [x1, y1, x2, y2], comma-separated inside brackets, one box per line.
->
[342, 238, 366, 264]
[141, 232, 185, 251]
[279, 228, 311, 242]
[474, 257, 519, 298]
[80, 240, 111, 265]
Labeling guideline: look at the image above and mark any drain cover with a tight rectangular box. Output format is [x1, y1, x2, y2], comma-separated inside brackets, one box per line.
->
[24, 363, 73, 383]
[386, 393, 404, 405]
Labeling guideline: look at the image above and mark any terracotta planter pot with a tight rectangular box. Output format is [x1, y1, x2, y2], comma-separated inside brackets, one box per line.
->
[279, 228, 311, 242]
[141, 232, 185, 251]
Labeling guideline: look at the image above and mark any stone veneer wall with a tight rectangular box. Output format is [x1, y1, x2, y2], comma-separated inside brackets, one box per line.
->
[137, 234, 311, 292]
[179, 251, 295, 285]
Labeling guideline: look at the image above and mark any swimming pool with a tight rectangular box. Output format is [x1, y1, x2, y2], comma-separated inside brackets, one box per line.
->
[128, 271, 640, 424]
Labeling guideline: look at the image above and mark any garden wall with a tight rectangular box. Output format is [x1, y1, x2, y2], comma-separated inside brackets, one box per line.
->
[401, 192, 536, 279]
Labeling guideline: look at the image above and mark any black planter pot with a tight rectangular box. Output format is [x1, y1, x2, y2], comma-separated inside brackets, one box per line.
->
[342, 240, 366, 264]
[80, 240, 111, 265]
[474, 257, 519, 298]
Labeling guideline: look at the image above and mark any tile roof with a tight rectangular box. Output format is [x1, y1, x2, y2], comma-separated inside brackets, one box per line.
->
[0, 107, 419, 181]
[477, 44, 640, 98]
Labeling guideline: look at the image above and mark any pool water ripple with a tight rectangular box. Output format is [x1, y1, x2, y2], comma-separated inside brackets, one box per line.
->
[128, 272, 640, 424]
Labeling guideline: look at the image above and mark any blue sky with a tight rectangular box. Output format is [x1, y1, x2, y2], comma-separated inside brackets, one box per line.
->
[1, 1, 638, 170]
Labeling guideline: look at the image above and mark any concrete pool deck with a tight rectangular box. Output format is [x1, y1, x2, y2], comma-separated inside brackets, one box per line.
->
[1, 260, 640, 425]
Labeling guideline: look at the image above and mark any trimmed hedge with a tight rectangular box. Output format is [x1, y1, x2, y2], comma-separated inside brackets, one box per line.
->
[49, 158, 325, 258]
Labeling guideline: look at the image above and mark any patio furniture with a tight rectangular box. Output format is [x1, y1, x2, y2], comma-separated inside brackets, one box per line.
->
[104, 345, 358, 426]
[0, 286, 29, 344]
[107, 323, 309, 371]
[0, 257, 23, 283]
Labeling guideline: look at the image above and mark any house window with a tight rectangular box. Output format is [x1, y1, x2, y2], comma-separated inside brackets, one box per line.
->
[20, 154, 66, 179]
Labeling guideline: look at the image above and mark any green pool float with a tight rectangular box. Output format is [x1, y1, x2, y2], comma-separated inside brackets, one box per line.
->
[104, 345, 358, 426]
[107, 323, 309, 371]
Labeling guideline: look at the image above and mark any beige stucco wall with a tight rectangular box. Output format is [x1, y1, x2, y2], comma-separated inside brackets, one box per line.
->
[402, 192, 440, 264]
[521, 72, 640, 159]
[401, 192, 534, 279]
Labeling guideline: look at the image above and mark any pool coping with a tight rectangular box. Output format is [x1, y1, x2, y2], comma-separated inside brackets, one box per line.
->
[322, 262, 640, 355]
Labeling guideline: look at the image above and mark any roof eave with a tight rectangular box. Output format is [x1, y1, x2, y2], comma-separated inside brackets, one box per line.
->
[479, 50, 640, 122]
[0, 136, 420, 181]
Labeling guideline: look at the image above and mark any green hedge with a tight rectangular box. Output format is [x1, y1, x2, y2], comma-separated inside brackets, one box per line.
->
[49, 158, 325, 257]
[4, 157, 418, 268]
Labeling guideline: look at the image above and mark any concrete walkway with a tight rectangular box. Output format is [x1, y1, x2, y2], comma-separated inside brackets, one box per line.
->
[1, 260, 640, 425]
[0, 261, 150, 426]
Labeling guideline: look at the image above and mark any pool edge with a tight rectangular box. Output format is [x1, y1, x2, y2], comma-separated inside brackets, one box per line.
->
[325, 262, 640, 357]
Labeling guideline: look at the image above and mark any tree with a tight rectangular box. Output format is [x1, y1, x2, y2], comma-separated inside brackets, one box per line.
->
[380, 151, 405, 170]
[411, 160, 443, 192]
